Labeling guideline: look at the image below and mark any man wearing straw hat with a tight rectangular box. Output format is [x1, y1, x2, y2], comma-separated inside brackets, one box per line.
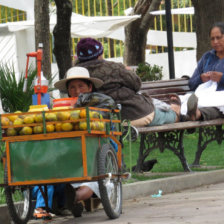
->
[33, 67, 112, 219]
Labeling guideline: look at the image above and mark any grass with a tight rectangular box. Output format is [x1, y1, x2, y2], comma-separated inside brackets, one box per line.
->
[0, 164, 5, 204]
[1, 132, 224, 204]
[122, 132, 224, 173]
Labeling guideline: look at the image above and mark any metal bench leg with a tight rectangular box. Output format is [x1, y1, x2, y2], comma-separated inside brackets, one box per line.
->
[134, 131, 191, 172]
[158, 130, 191, 172]
[192, 126, 223, 166]
[134, 133, 158, 172]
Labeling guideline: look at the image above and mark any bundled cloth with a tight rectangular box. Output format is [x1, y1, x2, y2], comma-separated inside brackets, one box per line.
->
[76, 92, 116, 109]
[180, 80, 224, 114]
[75, 92, 116, 118]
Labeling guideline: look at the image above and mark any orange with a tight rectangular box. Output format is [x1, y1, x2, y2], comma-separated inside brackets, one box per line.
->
[70, 110, 80, 120]
[23, 115, 34, 124]
[8, 114, 18, 122]
[34, 114, 43, 123]
[79, 109, 86, 118]
[79, 121, 87, 130]
[13, 118, 23, 125]
[46, 113, 57, 121]
[55, 123, 62, 132]
[1, 117, 10, 126]
[6, 128, 17, 136]
[33, 126, 43, 134]
[57, 112, 70, 121]
[21, 126, 32, 135]
[46, 124, 55, 133]
[61, 122, 73, 131]
[98, 122, 105, 131]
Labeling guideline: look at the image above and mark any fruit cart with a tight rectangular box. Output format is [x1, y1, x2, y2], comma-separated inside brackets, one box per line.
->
[0, 106, 125, 224]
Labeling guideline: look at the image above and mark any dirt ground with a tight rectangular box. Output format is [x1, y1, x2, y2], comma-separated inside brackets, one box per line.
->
[29, 182, 224, 224]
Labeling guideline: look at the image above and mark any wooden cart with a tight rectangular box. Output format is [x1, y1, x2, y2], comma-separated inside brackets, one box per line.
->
[0, 107, 124, 224]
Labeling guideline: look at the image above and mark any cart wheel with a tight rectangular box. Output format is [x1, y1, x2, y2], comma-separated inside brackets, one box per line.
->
[97, 144, 122, 219]
[4, 164, 32, 224]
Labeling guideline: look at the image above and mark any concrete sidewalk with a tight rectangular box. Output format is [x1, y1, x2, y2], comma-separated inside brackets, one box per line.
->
[1, 169, 224, 224]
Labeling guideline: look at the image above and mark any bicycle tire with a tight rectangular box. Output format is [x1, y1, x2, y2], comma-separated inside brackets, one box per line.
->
[4, 164, 32, 224]
[97, 143, 122, 219]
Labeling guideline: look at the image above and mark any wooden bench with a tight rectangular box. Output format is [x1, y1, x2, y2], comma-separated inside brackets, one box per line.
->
[132, 77, 224, 172]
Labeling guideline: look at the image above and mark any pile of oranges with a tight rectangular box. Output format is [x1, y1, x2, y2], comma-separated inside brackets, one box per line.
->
[1, 109, 105, 136]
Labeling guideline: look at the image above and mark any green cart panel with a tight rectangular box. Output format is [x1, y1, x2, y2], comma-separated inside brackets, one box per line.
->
[9, 136, 107, 183]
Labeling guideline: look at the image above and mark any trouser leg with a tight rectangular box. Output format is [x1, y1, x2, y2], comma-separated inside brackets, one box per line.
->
[199, 107, 223, 121]
[54, 184, 66, 208]
[33, 185, 54, 209]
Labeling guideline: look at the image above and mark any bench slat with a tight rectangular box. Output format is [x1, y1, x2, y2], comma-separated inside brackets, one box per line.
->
[141, 79, 189, 89]
[141, 86, 190, 96]
[136, 119, 224, 133]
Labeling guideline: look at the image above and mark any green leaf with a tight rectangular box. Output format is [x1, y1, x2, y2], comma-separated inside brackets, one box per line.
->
[0, 64, 55, 113]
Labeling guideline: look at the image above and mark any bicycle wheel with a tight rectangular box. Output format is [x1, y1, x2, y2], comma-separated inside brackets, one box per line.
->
[4, 164, 32, 224]
[97, 144, 122, 219]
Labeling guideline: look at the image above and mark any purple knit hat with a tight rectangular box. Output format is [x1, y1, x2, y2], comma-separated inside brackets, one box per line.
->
[77, 38, 104, 62]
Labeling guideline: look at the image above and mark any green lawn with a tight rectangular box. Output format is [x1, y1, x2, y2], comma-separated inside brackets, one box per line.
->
[122, 132, 224, 173]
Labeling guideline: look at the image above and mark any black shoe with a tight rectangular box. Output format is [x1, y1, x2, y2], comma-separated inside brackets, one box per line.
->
[71, 202, 84, 217]
[187, 93, 198, 121]
[180, 114, 190, 122]
[65, 184, 76, 211]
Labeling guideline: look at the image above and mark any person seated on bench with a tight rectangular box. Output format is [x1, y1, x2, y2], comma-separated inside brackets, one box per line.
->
[54, 66, 115, 215]
[187, 22, 224, 121]
[74, 37, 181, 127]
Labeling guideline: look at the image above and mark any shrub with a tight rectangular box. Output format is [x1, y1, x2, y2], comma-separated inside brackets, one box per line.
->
[136, 62, 163, 81]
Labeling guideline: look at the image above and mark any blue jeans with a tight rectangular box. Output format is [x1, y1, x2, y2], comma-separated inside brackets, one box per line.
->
[32, 184, 65, 209]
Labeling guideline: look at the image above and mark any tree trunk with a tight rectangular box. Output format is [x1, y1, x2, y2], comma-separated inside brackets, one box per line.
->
[124, 0, 161, 65]
[107, 0, 114, 58]
[34, 0, 51, 79]
[53, 0, 72, 80]
[192, 0, 224, 61]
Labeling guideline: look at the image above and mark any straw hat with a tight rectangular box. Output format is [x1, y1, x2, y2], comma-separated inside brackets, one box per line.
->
[54, 67, 103, 91]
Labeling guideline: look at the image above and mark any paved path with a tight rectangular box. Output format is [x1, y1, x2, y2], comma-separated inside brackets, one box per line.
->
[28, 182, 224, 224]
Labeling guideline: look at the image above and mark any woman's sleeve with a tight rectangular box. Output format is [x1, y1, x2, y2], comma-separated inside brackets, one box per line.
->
[188, 56, 205, 91]
[217, 71, 224, 88]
